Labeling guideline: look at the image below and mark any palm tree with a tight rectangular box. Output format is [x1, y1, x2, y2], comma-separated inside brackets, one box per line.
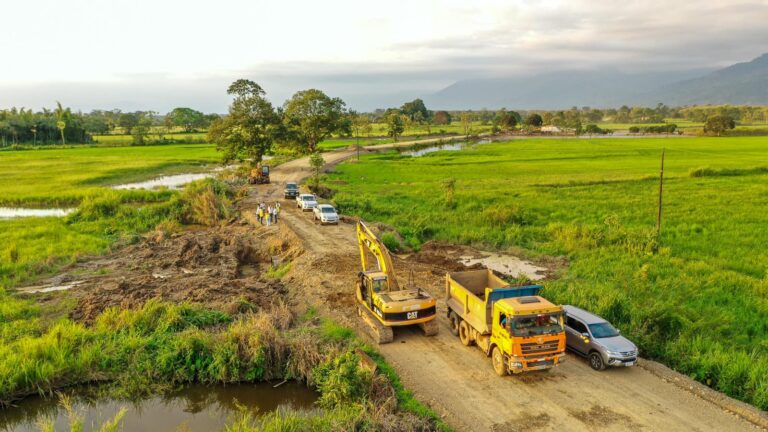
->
[55, 101, 68, 145]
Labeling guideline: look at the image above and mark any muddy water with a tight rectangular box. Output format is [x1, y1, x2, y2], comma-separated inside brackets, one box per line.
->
[0, 382, 317, 432]
[0, 207, 74, 219]
[401, 139, 492, 157]
[460, 252, 548, 280]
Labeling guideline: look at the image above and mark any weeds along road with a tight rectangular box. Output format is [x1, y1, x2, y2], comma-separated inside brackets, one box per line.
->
[244, 145, 767, 432]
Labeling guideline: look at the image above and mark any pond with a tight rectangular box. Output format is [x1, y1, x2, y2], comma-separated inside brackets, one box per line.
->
[0, 207, 74, 219]
[0, 382, 317, 432]
[401, 139, 492, 157]
[112, 172, 214, 190]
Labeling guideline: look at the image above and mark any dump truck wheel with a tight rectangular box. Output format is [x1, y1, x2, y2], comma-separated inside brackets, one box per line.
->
[420, 319, 439, 336]
[459, 320, 474, 346]
[448, 311, 460, 336]
[492, 347, 508, 376]
[589, 351, 606, 371]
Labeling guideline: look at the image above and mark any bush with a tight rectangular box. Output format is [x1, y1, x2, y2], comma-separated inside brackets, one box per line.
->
[381, 232, 402, 252]
[313, 352, 372, 408]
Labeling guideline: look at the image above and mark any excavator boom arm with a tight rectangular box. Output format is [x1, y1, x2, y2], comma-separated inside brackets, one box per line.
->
[356, 221, 399, 291]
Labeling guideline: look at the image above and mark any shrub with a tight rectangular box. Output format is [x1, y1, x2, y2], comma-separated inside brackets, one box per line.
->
[381, 232, 402, 252]
[313, 352, 372, 408]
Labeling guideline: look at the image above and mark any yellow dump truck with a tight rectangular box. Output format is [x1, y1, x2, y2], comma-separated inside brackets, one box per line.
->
[446, 269, 566, 375]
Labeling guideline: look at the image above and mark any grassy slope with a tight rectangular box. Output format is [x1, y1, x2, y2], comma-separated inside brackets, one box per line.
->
[325, 136, 768, 409]
[0, 144, 220, 288]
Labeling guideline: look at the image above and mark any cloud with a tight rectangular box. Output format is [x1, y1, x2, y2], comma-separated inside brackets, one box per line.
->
[0, 0, 766, 111]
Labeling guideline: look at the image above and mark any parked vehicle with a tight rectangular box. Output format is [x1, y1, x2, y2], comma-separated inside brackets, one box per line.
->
[247, 164, 270, 184]
[313, 204, 339, 224]
[563, 305, 638, 371]
[296, 194, 318, 211]
[284, 182, 299, 199]
[446, 269, 566, 375]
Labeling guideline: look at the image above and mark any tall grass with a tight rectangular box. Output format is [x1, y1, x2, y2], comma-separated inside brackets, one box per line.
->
[0, 299, 447, 431]
[324, 136, 768, 410]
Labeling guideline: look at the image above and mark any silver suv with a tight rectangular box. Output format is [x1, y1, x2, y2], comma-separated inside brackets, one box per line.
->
[563, 305, 638, 371]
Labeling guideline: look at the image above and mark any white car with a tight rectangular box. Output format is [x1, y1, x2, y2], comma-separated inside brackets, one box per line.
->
[313, 204, 339, 224]
[296, 194, 318, 211]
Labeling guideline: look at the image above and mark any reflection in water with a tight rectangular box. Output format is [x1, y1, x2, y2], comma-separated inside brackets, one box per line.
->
[0, 207, 74, 219]
[0, 382, 317, 432]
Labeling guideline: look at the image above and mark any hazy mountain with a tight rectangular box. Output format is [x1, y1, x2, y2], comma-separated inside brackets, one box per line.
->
[424, 53, 768, 109]
[638, 53, 768, 106]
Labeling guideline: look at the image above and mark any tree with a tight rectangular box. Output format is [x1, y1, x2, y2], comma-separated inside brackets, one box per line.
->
[309, 152, 325, 188]
[350, 111, 371, 159]
[400, 98, 429, 121]
[703, 115, 736, 136]
[494, 109, 518, 132]
[54, 101, 69, 145]
[385, 112, 405, 141]
[167, 107, 205, 132]
[118, 112, 139, 135]
[524, 113, 543, 127]
[208, 79, 281, 163]
[132, 112, 153, 145]
[283, 89, 347, 153]
[460, 112, 472, 136]
[433, 111, 451, 125]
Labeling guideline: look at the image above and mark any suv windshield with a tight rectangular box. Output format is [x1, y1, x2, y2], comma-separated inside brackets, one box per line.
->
[301, 196, 314, 201]
[588, 322, 620, 338]
[286, 183, 297, 189]
[321, 207, 336, 213]
[510, 313, 564, 337]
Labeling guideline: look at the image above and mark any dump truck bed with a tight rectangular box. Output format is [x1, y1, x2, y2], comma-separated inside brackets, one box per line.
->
[446, 269, 542, 334]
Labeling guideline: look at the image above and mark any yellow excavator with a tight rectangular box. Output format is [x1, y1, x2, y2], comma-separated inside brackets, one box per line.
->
[355, 220, 438, 343]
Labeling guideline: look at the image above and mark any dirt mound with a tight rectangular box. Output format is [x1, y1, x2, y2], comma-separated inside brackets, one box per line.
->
[61, 224, 299, 322]
[411, 241, 484, 273]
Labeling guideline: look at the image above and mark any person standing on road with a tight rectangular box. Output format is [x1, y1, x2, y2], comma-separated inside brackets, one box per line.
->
[256, 206, 263, 224]
[266, 205, 273, 226]
[274, 202, 280, 223]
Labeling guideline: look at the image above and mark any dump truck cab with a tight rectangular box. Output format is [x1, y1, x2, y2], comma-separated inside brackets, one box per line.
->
[491, 296, 565, 372]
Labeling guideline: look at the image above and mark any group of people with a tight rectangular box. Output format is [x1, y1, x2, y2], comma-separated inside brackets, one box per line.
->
[257, 202, 280, 226]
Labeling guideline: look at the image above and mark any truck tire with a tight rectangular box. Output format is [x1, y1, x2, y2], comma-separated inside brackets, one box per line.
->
[492, 346, 508, 376]
[589, 351, 606, 371]
[459, 320, 474, 346]
[448, 311, 460, 336]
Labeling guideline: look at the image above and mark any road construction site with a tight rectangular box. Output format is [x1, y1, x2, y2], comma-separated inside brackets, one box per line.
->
[22, 141, 768, 432]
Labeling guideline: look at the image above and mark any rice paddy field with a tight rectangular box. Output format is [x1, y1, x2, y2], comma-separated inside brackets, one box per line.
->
[0, 144, 221, 287]
[324, 135, 768, 409]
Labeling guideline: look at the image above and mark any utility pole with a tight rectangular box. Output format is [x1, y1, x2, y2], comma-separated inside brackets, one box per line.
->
[357, 134, 360, 161]
[656, 148, 665, 237]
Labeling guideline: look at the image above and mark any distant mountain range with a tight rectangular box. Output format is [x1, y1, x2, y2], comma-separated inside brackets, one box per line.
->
[424, 53, 768, 109]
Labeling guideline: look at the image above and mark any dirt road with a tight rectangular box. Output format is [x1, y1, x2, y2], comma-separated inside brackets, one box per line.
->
[246, 146, 767, 432]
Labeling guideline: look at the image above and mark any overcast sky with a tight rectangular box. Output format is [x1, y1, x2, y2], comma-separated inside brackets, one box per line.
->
[1, 0, 767, 111]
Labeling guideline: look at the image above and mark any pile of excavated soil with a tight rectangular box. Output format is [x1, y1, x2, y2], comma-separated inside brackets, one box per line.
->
[410, 241, 485, 274]
[34, 223, 304, 323]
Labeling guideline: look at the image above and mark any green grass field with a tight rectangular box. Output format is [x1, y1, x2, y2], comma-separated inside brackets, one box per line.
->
[324, 136, 768, 409]
[0, 144, 219, 207]
[0, 144, 221, 288]
[93, 132, 208, 145]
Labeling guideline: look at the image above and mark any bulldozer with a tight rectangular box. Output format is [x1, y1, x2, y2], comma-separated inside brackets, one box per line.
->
[355, 220, 438, 343]
[247, 163, 270, 184]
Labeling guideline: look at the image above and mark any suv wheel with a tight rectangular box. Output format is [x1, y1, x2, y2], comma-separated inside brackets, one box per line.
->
[589, 352, 606, 371]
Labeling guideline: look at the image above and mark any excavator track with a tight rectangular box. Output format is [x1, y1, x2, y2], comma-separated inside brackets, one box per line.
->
[358, 305, 394, 344]
[419, 318, 439, 336]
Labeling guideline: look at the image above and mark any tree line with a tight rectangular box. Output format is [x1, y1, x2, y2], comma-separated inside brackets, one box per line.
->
[0, 105, 221, 146]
